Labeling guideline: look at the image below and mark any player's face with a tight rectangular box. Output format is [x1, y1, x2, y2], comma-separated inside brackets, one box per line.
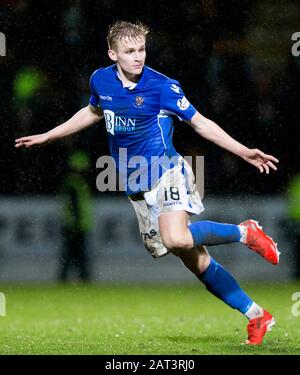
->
[109, 36, 146, 77]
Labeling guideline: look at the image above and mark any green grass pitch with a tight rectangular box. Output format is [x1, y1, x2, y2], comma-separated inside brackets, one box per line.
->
[0, 282, 300, 354]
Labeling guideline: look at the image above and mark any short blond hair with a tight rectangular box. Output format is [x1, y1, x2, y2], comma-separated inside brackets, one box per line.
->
[107, 21, 150, 50]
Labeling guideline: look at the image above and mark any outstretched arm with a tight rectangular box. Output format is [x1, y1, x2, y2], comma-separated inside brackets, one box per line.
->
[15, 105, 103, 148]
[187, 111, 279, 174]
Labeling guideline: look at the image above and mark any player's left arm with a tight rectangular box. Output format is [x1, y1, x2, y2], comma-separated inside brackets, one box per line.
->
[187, 111, 279, 174]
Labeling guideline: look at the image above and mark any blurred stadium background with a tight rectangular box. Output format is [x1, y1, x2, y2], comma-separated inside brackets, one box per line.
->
[0, 0, 300, 355]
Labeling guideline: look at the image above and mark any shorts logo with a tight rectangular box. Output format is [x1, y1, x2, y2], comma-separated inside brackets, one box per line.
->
[135, 96, 144, 106]
[177, 96, 190, 111]
[141, 229, 157, 241]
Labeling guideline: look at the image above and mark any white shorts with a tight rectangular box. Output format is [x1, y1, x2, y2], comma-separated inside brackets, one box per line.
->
[129, 158, 204, 258]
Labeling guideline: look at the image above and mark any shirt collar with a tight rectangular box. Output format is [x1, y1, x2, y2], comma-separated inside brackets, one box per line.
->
[116, 70, 137, 90]
[113, 64, 147, 90]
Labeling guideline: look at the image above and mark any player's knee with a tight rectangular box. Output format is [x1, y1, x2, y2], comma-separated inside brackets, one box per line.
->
[161, 231, 194, 252]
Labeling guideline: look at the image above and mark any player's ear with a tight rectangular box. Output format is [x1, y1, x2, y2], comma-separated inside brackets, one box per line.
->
[108, 49, 117, 62]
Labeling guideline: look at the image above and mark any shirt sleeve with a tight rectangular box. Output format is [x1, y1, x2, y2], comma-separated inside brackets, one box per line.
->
[89, 72, 101, 108]
[160, 79, 196, 121]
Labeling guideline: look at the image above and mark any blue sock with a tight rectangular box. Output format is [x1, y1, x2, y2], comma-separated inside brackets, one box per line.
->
[199, 258, 253, 314]
[189, 220, 241, 246]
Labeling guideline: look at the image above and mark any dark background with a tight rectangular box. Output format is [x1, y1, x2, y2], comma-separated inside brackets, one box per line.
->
[1, 0, 300, 197]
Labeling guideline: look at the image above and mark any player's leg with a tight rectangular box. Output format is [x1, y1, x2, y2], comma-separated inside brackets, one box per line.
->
[171, 243, 210, 275]
[130, 196, 259, 324]
[157, 158, 279, 265]
[129, 194, 275, 344]
[159, 210, 194, 251]
[189, 218, 280, 265]
[174, 245, 275, 345]
[159, 211, 280, 265]
[159, 210, 242, 250]
[175, 243, 257, 316]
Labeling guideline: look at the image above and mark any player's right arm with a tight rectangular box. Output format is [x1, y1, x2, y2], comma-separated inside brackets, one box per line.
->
[15, 105, 103, 149]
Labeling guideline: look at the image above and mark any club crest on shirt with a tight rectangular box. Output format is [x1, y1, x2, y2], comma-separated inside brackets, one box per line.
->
[135, 96, 144, 106]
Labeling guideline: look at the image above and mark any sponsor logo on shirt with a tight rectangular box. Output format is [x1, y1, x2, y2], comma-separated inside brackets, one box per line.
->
[177, 96, 190, 111]
[100, 95, 112, 101]
[103, 110, 136, 135]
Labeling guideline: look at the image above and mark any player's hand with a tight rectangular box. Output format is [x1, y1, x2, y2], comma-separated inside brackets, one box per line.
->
[242, 148, 279, 174]
[15, 133, 50, 148]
